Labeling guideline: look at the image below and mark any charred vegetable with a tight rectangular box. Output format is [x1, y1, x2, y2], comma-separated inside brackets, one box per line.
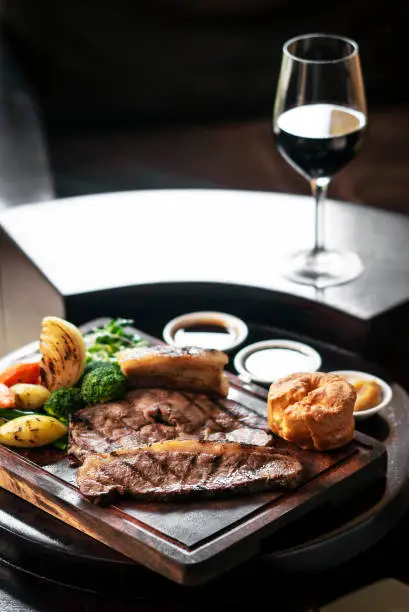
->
[0, 414, 67, 447]
[10, 384, 51, 410]
[40, 316, 86, 391]
[0, 362, 40, 387]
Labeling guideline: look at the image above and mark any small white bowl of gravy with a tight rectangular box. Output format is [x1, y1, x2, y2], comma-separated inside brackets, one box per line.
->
[329, 370, 393, 420]
[163, 311, 249, 352]
[233, 339, 322, 385]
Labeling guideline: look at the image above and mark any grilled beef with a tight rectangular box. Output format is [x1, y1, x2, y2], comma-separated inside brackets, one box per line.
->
[116, 345, 229, 397]
[68, 388, 272, 465]
[77, 440, 304, 504]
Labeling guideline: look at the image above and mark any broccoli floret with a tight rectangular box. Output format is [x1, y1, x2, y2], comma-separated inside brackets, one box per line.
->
[78, 359, 120, 385]
[84, 360, 120, 375]
[43, 388, 85, 424]
[81, 363, 127, 405]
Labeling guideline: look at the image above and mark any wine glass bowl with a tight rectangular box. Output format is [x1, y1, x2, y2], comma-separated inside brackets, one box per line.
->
[273, 34, 367, 288]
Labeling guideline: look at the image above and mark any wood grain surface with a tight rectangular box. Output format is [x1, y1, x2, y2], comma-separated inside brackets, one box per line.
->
[0, 320, 388, 585]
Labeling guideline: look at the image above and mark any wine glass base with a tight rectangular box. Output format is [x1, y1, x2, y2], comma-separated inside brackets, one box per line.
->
[281, 249, 364, 289]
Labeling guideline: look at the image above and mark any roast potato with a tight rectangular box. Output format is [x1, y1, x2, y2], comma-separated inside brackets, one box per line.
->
[9, 383, 51, 410]
[0, 414, 67, 447]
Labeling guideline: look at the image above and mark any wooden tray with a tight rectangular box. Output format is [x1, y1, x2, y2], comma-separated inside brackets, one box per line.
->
[0, 320, 387, 586]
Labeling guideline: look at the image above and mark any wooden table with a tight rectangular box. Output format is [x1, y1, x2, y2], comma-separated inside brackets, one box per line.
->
[2, 189, 409, 369]
[1, 513, 409, 612]
[1, 188, 409, 609]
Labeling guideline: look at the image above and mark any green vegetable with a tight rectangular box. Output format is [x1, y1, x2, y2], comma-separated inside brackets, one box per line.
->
[81, 363, 127, 405]
[77, 359, 119, 385]
[84, 318, 145, 363]
[43, 387, 85, 424]
[51, 435, 68, 451]
[0, 408, 39, 420]
[83, 360, 115, 375]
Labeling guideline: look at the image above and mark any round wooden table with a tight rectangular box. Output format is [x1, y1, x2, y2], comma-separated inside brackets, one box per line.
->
[1, 188, 409, 609]
[2, 188, 409, 361]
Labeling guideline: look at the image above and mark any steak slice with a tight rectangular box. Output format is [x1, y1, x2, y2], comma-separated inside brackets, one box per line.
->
[116, 345, 229, 397]
[68, 388, 272, 465]
[77, 440, 304, 504]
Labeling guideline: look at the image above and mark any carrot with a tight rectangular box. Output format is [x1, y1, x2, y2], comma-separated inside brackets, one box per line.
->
[0, 362, 41, 387]
[0, 384, 15, 409]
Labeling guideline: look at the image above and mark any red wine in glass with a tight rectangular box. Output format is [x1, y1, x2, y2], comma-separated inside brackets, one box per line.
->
[273, 34, 367, 288]
[275, 104, 366, 179]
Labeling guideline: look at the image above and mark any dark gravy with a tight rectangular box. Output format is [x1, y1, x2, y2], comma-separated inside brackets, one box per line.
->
[173, 322, 237, 351]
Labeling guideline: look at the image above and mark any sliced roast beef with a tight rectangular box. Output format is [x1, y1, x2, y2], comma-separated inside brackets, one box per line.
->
[77, 440, 304, 504]
[68, 388, 272, 465]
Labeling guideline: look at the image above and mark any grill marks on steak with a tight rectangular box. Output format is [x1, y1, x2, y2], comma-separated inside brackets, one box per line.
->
[68, 388, 272, 465]
[77, 440, 304, 504]
[70, 390, 304, 505]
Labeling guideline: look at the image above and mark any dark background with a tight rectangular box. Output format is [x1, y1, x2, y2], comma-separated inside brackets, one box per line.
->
[0, 3, 408, 610]
[0, 0, 408, 211]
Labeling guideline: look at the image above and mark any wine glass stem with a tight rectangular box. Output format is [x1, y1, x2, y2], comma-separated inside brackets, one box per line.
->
[311, 177, 330, 255]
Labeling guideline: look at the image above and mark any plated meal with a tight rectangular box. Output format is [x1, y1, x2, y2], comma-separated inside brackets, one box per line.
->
[0, 315, 391, 585]
[0, 316, 389, 508]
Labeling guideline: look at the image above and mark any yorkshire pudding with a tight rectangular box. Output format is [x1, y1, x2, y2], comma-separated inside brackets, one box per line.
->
[267, 372, 356, 451]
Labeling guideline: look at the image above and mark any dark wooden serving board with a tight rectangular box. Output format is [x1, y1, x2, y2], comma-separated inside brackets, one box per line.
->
[0, 320, 387, 585]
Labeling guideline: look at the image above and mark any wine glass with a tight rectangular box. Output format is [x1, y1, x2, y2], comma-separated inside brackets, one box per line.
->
[273, 33, 367, 288]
